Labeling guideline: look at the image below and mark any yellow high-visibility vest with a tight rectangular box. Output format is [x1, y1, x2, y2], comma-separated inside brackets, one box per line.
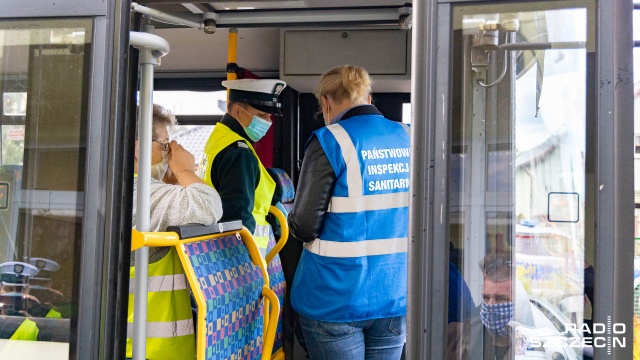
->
[200, 122, 275, 254]
[127, 247, 195, 359]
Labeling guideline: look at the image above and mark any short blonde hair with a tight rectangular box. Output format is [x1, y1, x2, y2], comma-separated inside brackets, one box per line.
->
[314, 65, 372, 106]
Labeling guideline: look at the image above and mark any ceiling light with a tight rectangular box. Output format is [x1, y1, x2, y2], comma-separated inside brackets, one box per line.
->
[209, 1, 307, 11]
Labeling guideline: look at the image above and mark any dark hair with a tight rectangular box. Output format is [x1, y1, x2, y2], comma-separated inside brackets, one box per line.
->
[135, 104, 176, 139]
[480, 254, 513, 283]
[227, 101, 247, 113]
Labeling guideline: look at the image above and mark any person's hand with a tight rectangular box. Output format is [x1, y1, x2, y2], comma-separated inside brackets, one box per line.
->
[167, 141, 196, 176]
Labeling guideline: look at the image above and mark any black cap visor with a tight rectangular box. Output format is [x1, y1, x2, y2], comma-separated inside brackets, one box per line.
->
[246, 100, 283, 116]
[229, 89, 283, 116]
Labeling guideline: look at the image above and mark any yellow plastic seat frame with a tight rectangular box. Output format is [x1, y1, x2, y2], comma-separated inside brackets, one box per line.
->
[265, 206, 289, 360]
[131, 226, 280, 360]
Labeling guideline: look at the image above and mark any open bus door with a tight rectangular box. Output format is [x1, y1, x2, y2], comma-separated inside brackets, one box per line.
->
[408, 0, 634, 359]
[0, 1, 133, 359]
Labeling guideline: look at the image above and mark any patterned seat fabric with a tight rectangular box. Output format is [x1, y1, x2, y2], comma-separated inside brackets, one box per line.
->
[183, 234, 265, 360]
[266, 168, 292, 356]
[268, 168, 295, 213]
[265, 228, 286, 354]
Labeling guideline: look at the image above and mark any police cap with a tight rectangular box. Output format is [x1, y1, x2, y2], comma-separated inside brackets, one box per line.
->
[222, 79, 287, 116]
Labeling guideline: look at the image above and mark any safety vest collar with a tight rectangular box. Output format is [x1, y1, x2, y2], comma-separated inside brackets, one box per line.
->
[340, 104, 384, 120]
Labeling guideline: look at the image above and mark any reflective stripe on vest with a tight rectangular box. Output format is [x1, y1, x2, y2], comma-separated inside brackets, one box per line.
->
[200, 122, 275, 255]
[128, 273, 188, 293]
[304, 237, 407, 258]
[126, 247, 195, 359]
[254, 223, 270, 257]
[325, 123, 410, 213]
[126, 319, 194, 338]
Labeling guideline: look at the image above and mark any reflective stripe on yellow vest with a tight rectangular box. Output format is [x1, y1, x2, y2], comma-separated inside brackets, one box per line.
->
[200, 122, 275, 255]
[126, 247, 195, 359]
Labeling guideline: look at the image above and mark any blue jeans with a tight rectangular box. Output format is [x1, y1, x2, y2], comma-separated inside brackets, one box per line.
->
[299, 314, 405, 360]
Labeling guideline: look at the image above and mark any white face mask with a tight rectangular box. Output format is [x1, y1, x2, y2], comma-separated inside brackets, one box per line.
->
[150, 151, 168, 180]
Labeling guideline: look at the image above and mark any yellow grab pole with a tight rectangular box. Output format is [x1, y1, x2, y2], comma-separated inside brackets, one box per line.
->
[226, 28, 238, 102]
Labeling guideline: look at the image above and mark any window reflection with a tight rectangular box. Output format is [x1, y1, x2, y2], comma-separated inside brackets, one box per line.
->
[449, 3, 590, 359]
[0, 19, 91, 359]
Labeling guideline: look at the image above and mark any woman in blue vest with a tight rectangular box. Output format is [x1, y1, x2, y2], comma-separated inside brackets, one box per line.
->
[289, 65, 410, 359]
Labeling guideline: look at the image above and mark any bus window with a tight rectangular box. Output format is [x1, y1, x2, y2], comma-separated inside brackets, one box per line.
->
[448, 3, 589, 359]
[152, 90, 226, 116]
[0, 18, 92, 359]
[150, 90, 225, 166]
[170, 124, 215, 169]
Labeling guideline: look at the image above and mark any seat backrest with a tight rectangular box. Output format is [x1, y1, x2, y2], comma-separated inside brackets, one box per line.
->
[182, 234, 266, 359]
[267, 168, 295, 213]
[137, 222, 280, 360]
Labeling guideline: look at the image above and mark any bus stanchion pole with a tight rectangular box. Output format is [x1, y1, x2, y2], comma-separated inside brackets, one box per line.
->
[130, 22, 169, 360]
[226, 28, 238, 102]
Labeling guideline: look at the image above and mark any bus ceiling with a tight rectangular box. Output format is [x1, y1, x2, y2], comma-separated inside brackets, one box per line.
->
[131, 1, 413, 31]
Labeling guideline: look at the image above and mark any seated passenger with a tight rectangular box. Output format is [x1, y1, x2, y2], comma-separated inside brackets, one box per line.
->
[128, 104, 223, 359]
[447, 254, 532, 360]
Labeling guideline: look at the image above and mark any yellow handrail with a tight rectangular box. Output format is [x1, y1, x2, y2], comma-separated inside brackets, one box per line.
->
[226, 28, 238, 102]
[227, 28, 238, 81]
[130, 229, 179, 250]
[265, 205, 289, 264]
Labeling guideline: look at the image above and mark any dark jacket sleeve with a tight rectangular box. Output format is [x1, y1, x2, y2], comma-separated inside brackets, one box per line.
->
[211, 143, 259, 233]
[288, 137, 336, 242]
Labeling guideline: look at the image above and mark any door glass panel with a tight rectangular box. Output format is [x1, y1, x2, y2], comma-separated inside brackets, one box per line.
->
[634, 3, 640, 356]
[448, 2, 593, 359]
[0, 18, 91, 359]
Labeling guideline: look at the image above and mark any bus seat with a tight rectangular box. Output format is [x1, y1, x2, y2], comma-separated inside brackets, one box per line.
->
[133, 222, 280, 360]
[267, 168, 306, 359]
[267, 168, 295, 214]
[265, 225, 285, 360]
[263, 201, 289, 359]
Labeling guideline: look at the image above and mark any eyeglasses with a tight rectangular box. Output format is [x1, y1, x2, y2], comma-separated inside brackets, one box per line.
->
[153, 139, 169, 151]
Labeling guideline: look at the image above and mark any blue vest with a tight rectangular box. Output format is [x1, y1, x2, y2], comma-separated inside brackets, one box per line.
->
[291, 110, 410, 322]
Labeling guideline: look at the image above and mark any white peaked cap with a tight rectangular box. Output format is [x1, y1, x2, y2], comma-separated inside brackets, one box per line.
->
[222, 79, 287, 115]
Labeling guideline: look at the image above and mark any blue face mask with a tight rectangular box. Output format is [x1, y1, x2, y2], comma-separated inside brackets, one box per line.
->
[480, 301, 515, 337]
[241, 107, 272, 142]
